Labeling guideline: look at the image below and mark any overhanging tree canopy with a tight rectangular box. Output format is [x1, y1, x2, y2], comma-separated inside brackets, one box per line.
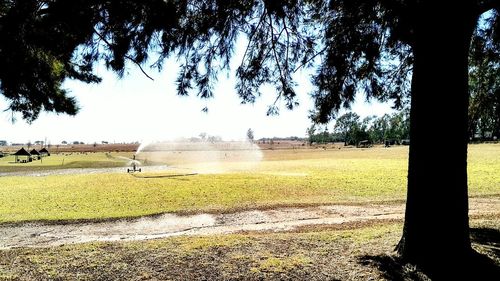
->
[0, 1, 497, 121]
[0, 0, 499, 278]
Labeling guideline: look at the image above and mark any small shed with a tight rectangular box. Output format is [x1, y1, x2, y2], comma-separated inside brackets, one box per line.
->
[14, 147, 31, 163]
[39, 148, 50, 157]
[30, 149, 41, 160]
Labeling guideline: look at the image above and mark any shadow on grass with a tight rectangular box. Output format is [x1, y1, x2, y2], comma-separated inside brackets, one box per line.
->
[359, 227, 500, 280]
[131, 173, 198, 179]
[358, 255, 430, 281]
[471, 227, 500, 258]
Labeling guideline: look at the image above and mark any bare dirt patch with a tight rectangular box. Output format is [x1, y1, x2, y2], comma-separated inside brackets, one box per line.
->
[1, 197, 497, 249]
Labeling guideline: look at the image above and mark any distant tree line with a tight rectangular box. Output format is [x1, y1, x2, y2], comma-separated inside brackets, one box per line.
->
[192, 133, 223, 143]
[468, 53, 500, 141]
[308, 90, 500, 146]
[307, 109, 410, 146]
[258, 136, 305, 144]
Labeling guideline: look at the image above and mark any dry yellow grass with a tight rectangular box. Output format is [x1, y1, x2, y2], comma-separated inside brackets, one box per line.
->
[0, 144, 497, 223]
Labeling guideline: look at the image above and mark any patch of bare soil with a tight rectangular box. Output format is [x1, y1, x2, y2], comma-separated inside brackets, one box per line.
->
[1, 197, 497, 249]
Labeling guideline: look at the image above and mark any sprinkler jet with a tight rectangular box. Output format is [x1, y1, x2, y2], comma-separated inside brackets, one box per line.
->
[127, 154, 142, 173]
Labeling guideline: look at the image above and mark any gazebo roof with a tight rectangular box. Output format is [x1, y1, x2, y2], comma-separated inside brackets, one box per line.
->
[14, 147, 31, 156]
[30, 149, 41, 155]
[39, 148, 49, 154]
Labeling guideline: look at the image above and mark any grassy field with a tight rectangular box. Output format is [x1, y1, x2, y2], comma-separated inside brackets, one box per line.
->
[0, 144, 498, 280]
[0, 152, 131, 173]
[0, 144, 498, 224]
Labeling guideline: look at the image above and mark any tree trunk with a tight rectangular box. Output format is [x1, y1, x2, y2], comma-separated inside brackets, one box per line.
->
[396, 3, 478, 278]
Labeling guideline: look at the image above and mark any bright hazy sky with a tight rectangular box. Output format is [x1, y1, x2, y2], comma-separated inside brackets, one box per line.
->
[0, 40, 394, 145]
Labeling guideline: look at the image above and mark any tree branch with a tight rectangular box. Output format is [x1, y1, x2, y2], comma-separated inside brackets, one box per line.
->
[282, 18, 290, 72]
[240, 10, 267, 70]
[93, 28, 154, 81]
[267, 12, 287, 90]
[292, 46, 327, 73]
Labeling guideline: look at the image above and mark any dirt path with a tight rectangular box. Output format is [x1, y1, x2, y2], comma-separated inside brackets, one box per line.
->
[0, 165, 169, 177]
[0, 197, 497, 249]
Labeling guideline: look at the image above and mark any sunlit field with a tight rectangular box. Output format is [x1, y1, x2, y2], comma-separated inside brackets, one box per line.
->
[0, 144, 497, 224]
[0, 152, 130, 173]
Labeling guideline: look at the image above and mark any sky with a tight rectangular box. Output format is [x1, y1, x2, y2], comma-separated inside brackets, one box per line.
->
[0, 42, 395, 145]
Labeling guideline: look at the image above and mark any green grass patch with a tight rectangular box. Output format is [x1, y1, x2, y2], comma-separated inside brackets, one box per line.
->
[0, 152, 129, 173]
[251, 254, 312, 273]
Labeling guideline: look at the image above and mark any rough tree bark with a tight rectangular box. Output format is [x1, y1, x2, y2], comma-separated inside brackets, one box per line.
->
[396, 2, 478, 278]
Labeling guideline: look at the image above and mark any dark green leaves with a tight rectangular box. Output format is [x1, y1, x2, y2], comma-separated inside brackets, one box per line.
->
[0, 0, 497, 124]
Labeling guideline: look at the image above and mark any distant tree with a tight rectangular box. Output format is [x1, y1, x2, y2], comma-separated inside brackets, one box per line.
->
[360, 115, 377, 143]
[306, 124, 317, 145]
[366, 110, 410, 144]
[394, 108, 411, 141]
[361, 115, 376, 132]
[334, 112, 360, 146]
[199, 132, 207, 142]
[246, 128, 254, 143]
[385, 109, 410, 142]
[207, 135, 222, 143]
[351, 126, 371, 146]
[370, 114, 390, 143]
[319, 127, 330, 144]
[468, 49, 500, 140]
[1, 0, 498, 277]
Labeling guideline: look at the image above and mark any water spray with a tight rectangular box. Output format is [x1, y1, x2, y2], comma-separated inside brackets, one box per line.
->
[133, 139, 263, 175]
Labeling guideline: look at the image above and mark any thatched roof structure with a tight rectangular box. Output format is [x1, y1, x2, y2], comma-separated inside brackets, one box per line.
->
[14, 147, 31, 162]
[14, 147, 31, 156]
[30, 149, 41, 155]
[39, 148, 50, 156]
